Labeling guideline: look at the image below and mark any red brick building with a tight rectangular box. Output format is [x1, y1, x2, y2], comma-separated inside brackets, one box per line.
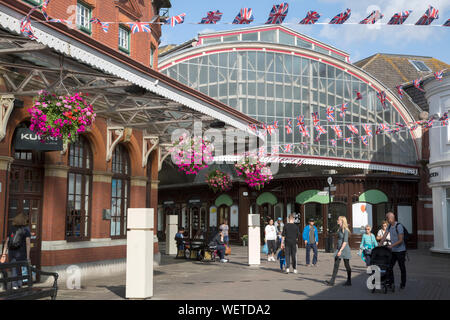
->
[0, 0, 257, 280]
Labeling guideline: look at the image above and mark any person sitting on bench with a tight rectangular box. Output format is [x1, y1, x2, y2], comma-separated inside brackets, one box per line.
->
[210, 229, 228, 263]
[175, 227, 185, 251]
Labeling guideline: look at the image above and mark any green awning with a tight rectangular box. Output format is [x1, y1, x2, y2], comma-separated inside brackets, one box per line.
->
[256, 192, 278, 206]
[215, 194, 233, 207]
[296, 190, 330, 204]
[358, 190, 388, 204]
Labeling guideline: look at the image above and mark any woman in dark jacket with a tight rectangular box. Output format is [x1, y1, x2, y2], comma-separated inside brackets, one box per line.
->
[210, 229, 228, 263]
[1, 213, 32, 289]
[325, 216, 352, 286]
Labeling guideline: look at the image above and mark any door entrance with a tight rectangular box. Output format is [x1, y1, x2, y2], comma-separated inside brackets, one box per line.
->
[8, 152, 44, 271]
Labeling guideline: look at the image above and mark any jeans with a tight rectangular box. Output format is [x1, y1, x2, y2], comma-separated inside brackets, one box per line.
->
[306, 243, 318, 265]
[9, 257, 23, 288]
[285, 243, 297, 269]
[389, 251, 406, 287]
[224, 236, 229, 245]
[217, 245, 226, 260]
[267, 240, 276, 255]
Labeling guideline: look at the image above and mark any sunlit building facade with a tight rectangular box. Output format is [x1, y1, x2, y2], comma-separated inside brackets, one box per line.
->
[157, 25, 425, 248]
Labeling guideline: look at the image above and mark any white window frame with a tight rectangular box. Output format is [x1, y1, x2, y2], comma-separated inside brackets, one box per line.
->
[76, 2, 92, 33]
[119, 26, 130, 53]
[409, 59, 432, 72]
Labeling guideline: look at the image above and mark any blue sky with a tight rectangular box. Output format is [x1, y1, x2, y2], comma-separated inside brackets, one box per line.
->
[160, 0, 450, 64]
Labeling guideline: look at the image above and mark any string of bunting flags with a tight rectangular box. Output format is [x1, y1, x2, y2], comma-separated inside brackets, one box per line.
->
[18, 2, 450, 40]
[249, 111, 448, 155]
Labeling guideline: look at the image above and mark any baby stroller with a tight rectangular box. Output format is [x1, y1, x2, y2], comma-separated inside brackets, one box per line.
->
[368, 246, 393, 294]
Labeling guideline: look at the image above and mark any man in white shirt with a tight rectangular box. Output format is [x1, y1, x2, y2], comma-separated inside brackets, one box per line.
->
[265, 219, 277, 261]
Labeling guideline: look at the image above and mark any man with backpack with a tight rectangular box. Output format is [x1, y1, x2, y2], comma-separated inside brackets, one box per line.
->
[1, 213, 31, 289]
[379, 212, 408, 290]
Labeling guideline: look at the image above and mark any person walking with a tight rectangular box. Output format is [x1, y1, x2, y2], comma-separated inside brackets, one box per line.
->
[274, 217, 284, 249]
[264, 219, 277, 262]
[379, 212, 407, 290]
[325, 216, 352, 286]
[376, 220, 391, 246]
[359, 225, 377, 266]
[303, 218, 319, 267]
[1, 213, 32, 289]
[281, 214, 300, 274]
[219, 220, 229, 245]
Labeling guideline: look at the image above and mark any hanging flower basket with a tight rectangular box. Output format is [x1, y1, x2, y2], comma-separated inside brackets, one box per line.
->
[28, 90, 96, 144]
[235, 157, 273, 190]
[170, 133, 213, 175]
[206, 170, 232, 193]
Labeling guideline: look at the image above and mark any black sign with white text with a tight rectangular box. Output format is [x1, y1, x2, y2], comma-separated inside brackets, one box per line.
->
[14, 128, 63, 151]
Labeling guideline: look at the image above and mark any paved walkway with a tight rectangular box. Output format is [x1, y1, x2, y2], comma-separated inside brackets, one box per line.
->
[56, 245, 450, 300]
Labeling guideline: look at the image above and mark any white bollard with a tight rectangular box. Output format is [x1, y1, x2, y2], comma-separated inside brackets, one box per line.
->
[248, 214, 260, 266]
[126, 208, 154, 299]
[165, 215, 178, 255]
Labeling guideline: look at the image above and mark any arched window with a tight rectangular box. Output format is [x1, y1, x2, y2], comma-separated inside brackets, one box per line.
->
[110, 144, 130, 238]
[66, 136, 93, 241]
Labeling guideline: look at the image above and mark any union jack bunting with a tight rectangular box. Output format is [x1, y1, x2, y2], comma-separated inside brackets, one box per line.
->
[331, 125, 343, 139]
[416, 6, 439, 25]
[284, 144, 293, 153]
[233, 8, 254, 24]
[315, 125, 327, 136]
[339, 103, 348, 118]
[347, 124, 359, 135]
[311, 112, 320, 126]
[355, 91, 363, 100]
[378, 123, 390, 132]
[296, 115, 305, 127]
[299, 11, 321, 25]
[360, 10, 384, 24]
[266, 124, 275, 136]
[299, 126, 310, 137]
[249, 124, 258, 132]
[434, 70, 444, 81]
[273, 120, 279, 129]
[363, 124, 373, 137]
[413, 78, 425, 92]
[439, 112, 448, 122]
[329, 8, 351, 24]
[41, 0, 50, 21]
[20, 15, 37, 40]
[285, 119, 292, 134]
[396, 85, 405, 99]
[425, 119, 434, 129]
[326, 107, 335, 122]
[258, 146, 267, 157]
[360, 135, 369, 146]
[387, 10, 412, 25]
[444, 19, 450, 27]
[101, 22, 110, 33]
[395, 122, 406, 128]
[90, 17, 101, 24]
[127, 22, 151, 33]
[200, 10, 223, 24]
[166, 13, 186, 27]
[344, 137, 353, 144]
[271, 145, 279, 154]
[377, 91, 387, 109]
[330, 139, 337, 147]
[265, 3, 289, 24]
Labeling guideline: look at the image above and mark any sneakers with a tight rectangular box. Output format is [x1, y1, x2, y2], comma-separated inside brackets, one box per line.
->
[293, 269, 298, 274]
[306, 264, 311, 267]
[220, 259, 228, 263]
[285, 268, 290, 274]
[12, 286, 19, 290]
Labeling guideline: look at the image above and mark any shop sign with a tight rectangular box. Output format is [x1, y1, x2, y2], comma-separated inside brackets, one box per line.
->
[14, 128, 63, 151]
[429, 172, 439, 178]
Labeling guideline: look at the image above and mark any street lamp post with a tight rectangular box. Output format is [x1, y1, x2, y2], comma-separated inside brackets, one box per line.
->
[326, 176, 333, 253]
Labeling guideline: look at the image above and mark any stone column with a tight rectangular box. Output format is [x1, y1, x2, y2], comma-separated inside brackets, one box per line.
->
[248, 214, 260, 266]
[126, 208, 154, 299]
[165, 215, 178, 255]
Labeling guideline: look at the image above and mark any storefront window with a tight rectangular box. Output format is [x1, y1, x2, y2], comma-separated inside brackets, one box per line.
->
[329, 202, 347, 234]
[110, 144, 130, 238]
[66, 136, 92, 241]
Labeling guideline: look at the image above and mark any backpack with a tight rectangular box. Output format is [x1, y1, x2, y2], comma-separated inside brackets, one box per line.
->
[389, 223, 410, 249]
[8, 227, 25, 250]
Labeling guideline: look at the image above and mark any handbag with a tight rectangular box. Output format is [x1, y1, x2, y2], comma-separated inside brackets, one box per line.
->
[262, 243, 268, 254]
[225, 245, 231, 256]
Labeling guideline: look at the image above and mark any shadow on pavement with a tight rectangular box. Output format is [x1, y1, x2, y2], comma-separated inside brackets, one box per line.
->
[282, 289, 309, 297]
[97, 285, 126, 299]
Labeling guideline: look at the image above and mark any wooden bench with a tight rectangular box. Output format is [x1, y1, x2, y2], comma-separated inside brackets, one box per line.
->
[0, 261, 58, 300]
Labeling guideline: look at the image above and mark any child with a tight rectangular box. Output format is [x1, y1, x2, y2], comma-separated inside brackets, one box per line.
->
[277, 248, 286, 272]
